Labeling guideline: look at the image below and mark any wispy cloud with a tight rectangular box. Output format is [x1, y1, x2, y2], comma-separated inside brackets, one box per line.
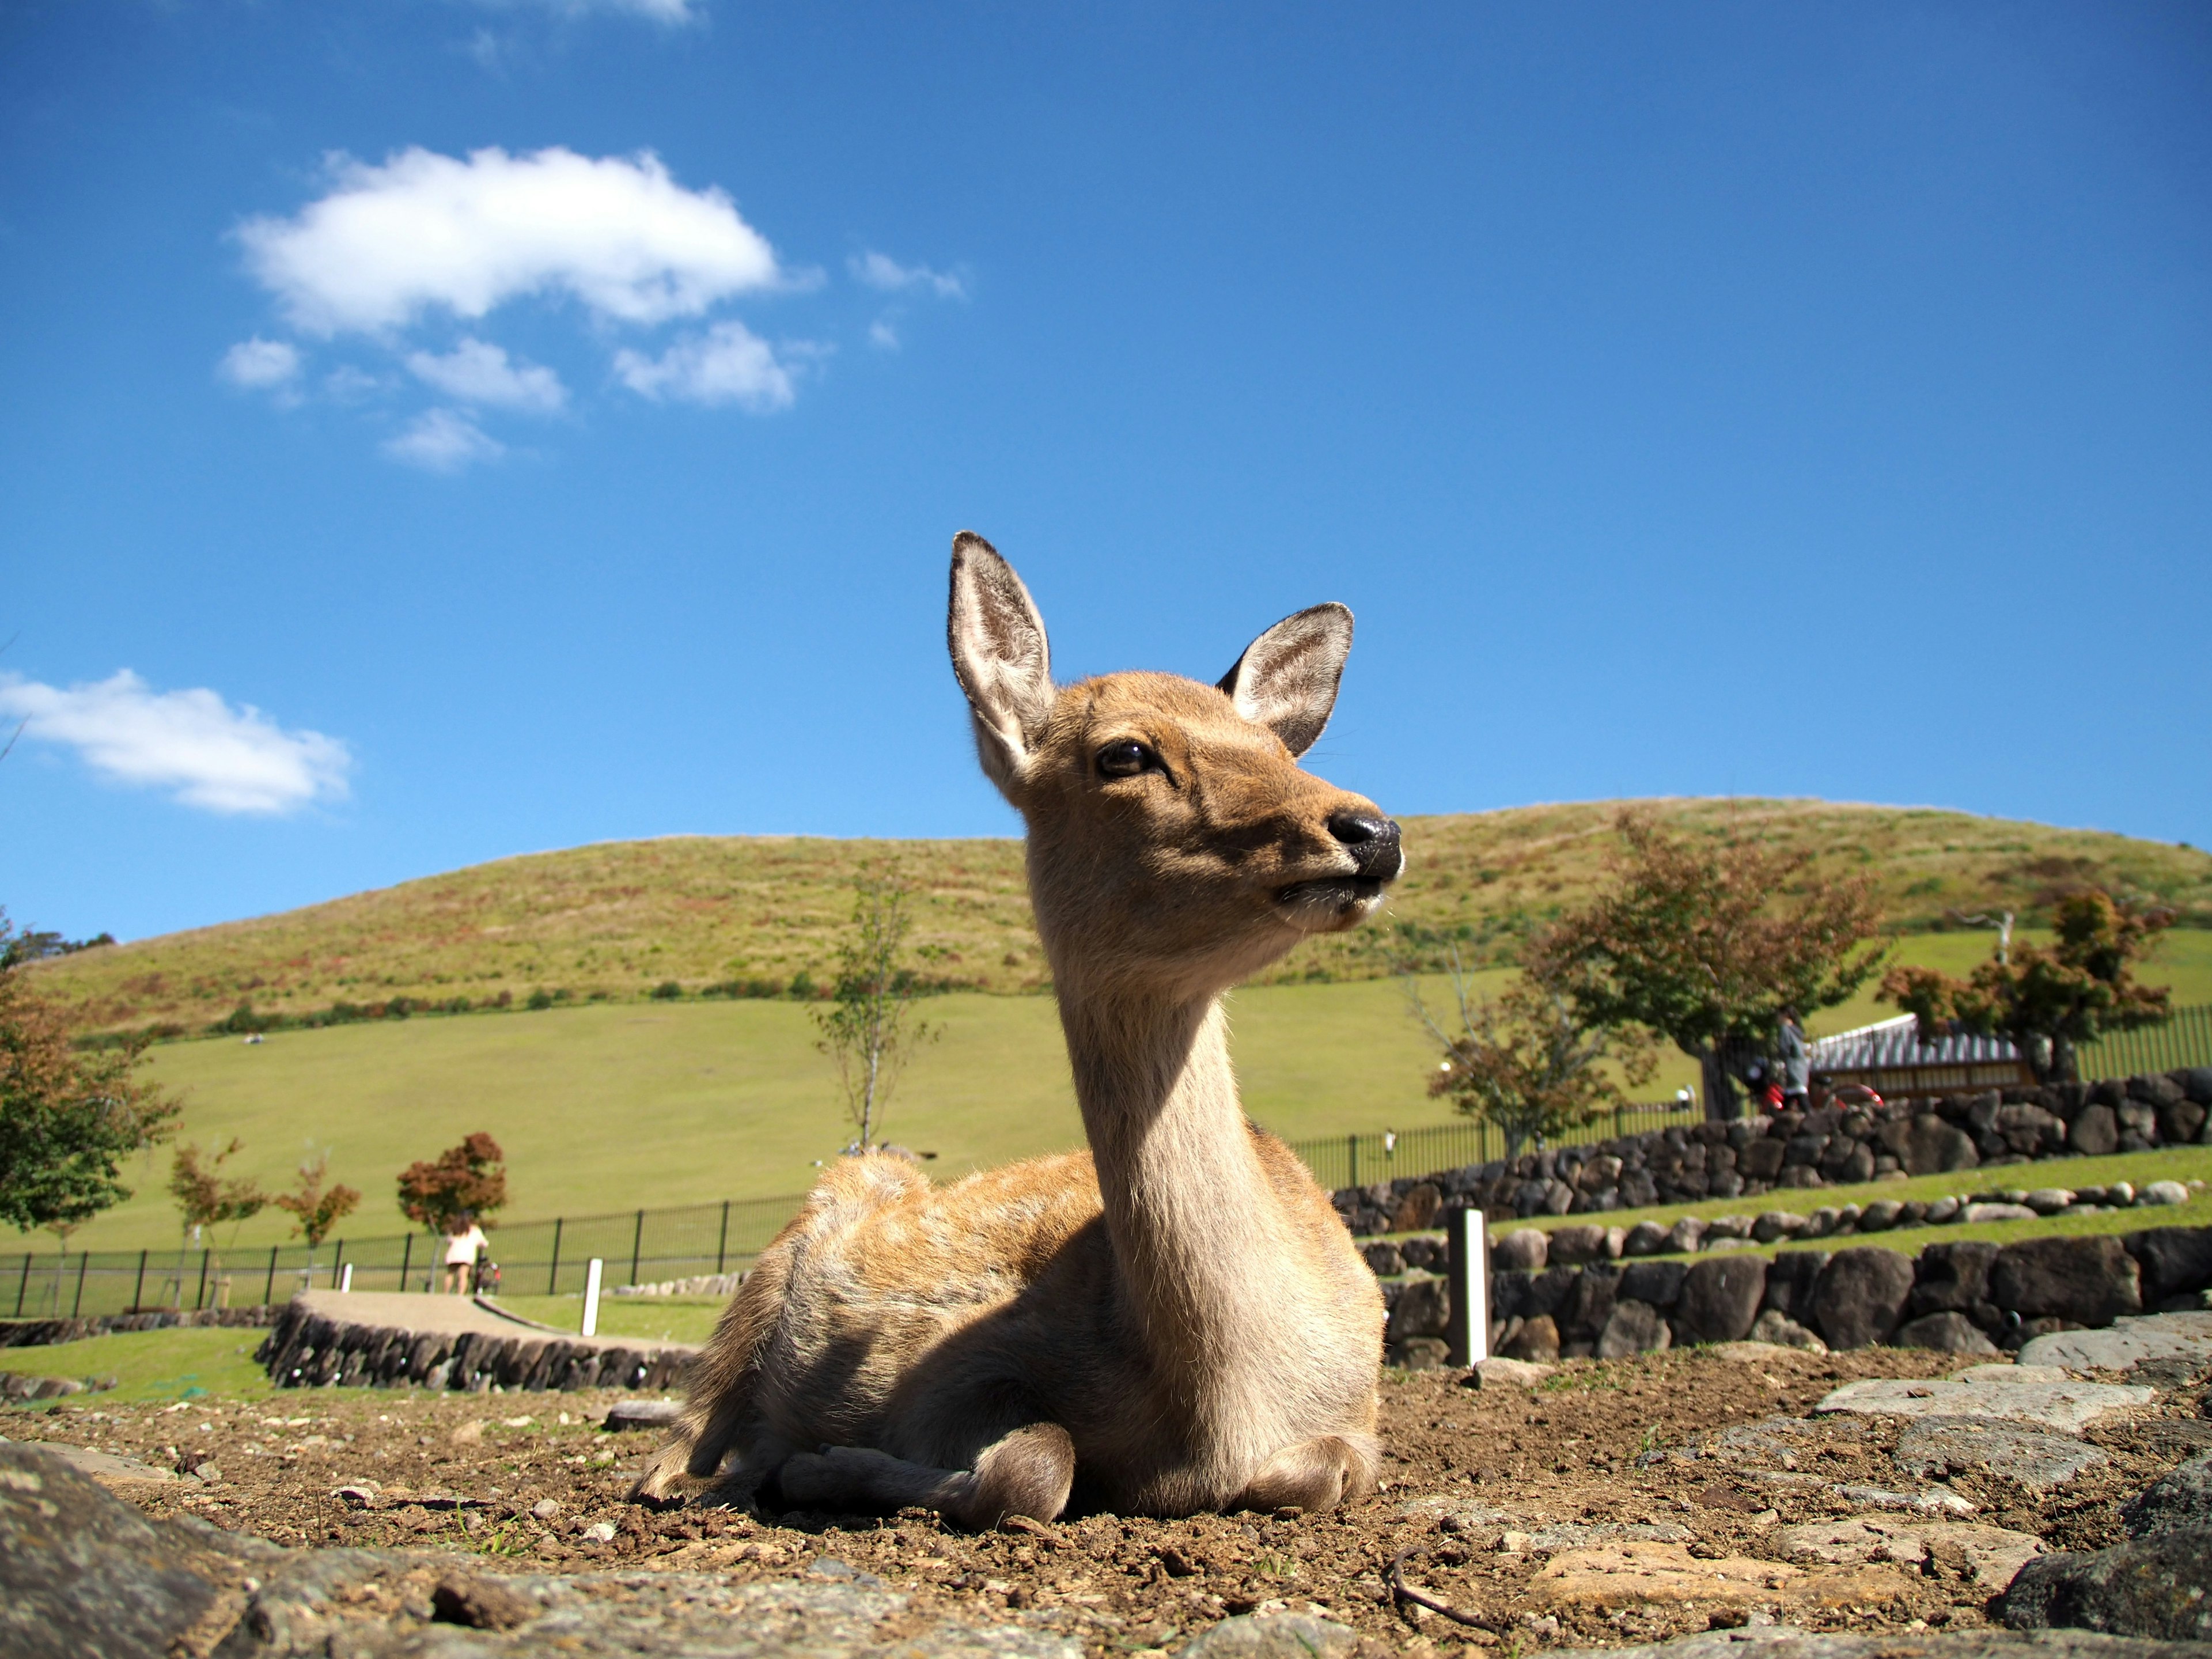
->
[406, 338, 566, 412]
[0, 671, 352, 815]
[238, 147, 782, 336]
[218, 336, 302, 391]
[849, 250, 966, 300]
[466, 0, 700, 21]
[384, 408, 506, 471]
[613, 320, 798, 411]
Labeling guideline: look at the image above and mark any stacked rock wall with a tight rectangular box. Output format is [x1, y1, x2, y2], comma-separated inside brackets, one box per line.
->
[1334, 1066, 2212, 1235]
[0, 1306, 275, 1349]
[253, 1301, 690, 1393]
[1375, 1222, 2212, 1367]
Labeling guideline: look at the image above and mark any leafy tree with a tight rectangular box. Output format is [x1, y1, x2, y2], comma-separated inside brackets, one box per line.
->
[1529, 812, 1888, 1120]
[1881, 889, 2172, 1083]
[0, 911, 178, 1307]
[272, 1147, 361, 1276]
[396, 1132, 507, 1234]
[813, 875, 940, 1152]
[169, 1138, 268, 1303]
[1410, 952, 1656, 1160]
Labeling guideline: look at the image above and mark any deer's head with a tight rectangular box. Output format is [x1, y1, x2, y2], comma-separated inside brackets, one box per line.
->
[949, 532, 1402, 1000]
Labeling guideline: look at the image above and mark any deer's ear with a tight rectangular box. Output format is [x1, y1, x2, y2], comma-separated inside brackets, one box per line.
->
[948, 531, 1054, 800]
[1217, 603, 1353, 759]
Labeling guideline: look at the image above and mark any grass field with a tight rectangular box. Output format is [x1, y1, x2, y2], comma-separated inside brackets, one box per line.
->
[0, 1326, 274, 1403]
[29, 797, 2212, 1034]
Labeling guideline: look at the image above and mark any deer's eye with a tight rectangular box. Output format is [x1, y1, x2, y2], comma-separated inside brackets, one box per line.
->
[1096, 741, 1154, 779]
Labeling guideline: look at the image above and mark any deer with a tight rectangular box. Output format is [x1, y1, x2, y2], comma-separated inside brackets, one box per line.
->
[632, 531, 1404, 1526]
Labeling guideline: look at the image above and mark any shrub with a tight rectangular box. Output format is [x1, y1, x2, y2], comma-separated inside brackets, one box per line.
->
[527, 988, 554, 1011]
[650, 980, 684, 1001]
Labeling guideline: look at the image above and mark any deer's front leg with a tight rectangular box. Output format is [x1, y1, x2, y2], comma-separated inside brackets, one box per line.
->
[779, 1422, 1077, 1529]
[1231, 1433, 1379, 1513]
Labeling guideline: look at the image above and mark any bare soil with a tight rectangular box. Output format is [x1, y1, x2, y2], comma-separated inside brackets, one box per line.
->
[9, 1344, 2203, 1655]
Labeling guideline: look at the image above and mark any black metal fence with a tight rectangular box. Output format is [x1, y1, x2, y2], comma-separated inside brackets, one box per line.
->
[2080, 1005, 2212, 1080]
[1280, 1099, 1702, 1191]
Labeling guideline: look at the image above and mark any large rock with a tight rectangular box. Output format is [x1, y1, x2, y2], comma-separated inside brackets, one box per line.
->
[2122, 1452, 2212, 1537]
[1621, 1259, 1688, 1308]
[2020, 1312, 2212, 1375]
[2127, 1228, 2212, 1306]
[1993, 1235, 2143, 1326]
[1556, 1264, 1620, 1347]
[1501, 1314, 1560, 1362]
[1775, 1515, 2043, 1591]
[1493, 1228, 1548, 1271]
[2002, 1531, 2212, 1640]
[1178, 1613, 1358, 1659]
[1672, 1255, 1768, 1344]
[1893, 1416, 2109, 1491]
[1763, 1250, 1831, 1320]
[1385, 1274, 1450, 1343]
[1912, 1240, 2001, 1317]
[1548, 1222, 1613, 1265]
[1810, 1247, 1916, 1350]
[1895, 1311, 2002, 1355]
[1997, 1103, 2068, 1157]
[2071, 1104, 2121, 1157]
[1820, 1368, 2155, 1433]
[1879, 1112, 1981, 1176]
[1599, 1299, 1673, 1359]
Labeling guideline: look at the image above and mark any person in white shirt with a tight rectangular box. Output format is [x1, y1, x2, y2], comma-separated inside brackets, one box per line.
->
[442, 1213, 488, 1294]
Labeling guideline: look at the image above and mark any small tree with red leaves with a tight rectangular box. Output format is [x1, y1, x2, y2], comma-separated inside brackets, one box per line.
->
[396, 1132, 507, 1235]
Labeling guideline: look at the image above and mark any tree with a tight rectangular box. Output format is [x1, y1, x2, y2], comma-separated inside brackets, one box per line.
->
[1530, 812, 1888, 1120]
[0, 911, 178, 1308]
[813, 874, 940, 1152]
[1410, 952, 1656, 1160]
[396, 1132, 507, 1234]
[1881, 889, 2172, 1083]
[272, 1147, 360, 1276]
[168, 1138, 268, 1304]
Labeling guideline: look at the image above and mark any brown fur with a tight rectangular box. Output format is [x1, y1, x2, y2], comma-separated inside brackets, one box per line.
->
[633, 533, 1399, 1523]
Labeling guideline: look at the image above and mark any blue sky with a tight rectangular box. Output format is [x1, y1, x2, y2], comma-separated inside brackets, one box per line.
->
[3, 2, 2207, 943]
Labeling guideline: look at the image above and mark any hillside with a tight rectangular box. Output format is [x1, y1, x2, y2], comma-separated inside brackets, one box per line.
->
[29, 797, 2212, 1035]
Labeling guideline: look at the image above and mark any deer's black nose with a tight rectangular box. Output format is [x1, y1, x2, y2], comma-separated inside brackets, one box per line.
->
[1328, 812, 1403, 881]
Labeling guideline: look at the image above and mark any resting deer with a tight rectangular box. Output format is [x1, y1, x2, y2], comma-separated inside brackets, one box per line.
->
[633, 532, 1403, 1524]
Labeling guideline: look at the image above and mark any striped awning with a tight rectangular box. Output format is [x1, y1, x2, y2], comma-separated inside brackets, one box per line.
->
[1808, 1013, 2022, 1071]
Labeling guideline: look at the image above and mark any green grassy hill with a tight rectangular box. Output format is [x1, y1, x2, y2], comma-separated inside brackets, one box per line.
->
[30, 798, 2212, 1036]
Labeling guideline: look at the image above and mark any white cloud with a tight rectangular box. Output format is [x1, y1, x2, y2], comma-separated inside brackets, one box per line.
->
[238, 147, 781, 335]
[406, 338, 566, 412]
[613, 320, 796, 411]
[868, 317, 900, 351]
[849, 250, 965, 300]
[384, 408, 506, 471]
[0, 671, 351, 816]
[218, 336, 302, 389]
[471, 0, 699, 20]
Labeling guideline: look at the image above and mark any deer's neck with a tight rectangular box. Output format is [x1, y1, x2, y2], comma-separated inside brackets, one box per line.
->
[1059, 988, 1297, 1395]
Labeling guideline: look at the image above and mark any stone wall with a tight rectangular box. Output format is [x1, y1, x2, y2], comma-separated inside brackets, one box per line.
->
[1377, 1222, 2212, 1369]
[0, 1306, 275, 1349]
[254, 1302, 691, 1393]
[1335, 1067, 2212, 1236]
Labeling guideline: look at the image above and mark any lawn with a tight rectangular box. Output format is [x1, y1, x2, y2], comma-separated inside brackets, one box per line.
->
[0, 1326, 275, 1404]
[494, 1294, 729, 1347]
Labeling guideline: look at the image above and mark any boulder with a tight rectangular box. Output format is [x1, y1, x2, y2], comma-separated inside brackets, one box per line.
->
[1894, 1312, 2002, 1355]
[2158, 1099, 2209, 1147]
[1752, 1210, 1805, 1243]
[1665, 1217, 1708, 1255]
[1493, 1228, 1548, 1272]
[1746, 1309, 1826, 1351]
[1810, 1247, 1916, 1349]
[1386, 1274, 1450, 1343]
[2180, 1068, 2212, 1107]
[2141, 1181, 2191, 1208]
[1859, 1199, 1905, 1232]
[1622, 1220, 1672, 1257]
[1880, 1113, 1981, 1176]
[1359, 1241, 1404, 1277]
[1598, 1299, 1673, 1359]
[1392, 1182, 1443, 1232]
[1499, 1314, 1560, 1362]
[1991, 1235, 2143, 1327]
[1824, 1372, 2154, 1433]
[2002, 1531, 2212, 1639]
[2127, 1228, 2212, 1305]
[2070, 1104, 2120, 1157]
[1739, 1139, 1786, 1182]
[1894, 1416, 2108, 1490]
[1763, 1250, 1831, 1320]
[1548, 1222, 1613, 1266]
[1672, 1255, 1768, 1344]
[1179, 1613, 1360, 1659]
[2025, 1189, 2076, 1217]
[1997, 1104, 2067, 1157]
[1556, 1264, 1620, 1347]
[2121, 1451, 2212, 1537]
[2130, 1074, 2187, 1108]
[1467, 1357, 1554, 1388]
[1621, 1259, 1689, 1309]
[1965, 1203, 2040, 1223]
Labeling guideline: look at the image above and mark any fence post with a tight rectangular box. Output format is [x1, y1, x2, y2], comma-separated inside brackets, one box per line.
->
[630, 1210, 645, 1289]
[400, 1232, 412, 1294]
[1445, 1206, 1488, 1367]
[582, 1258, 604, 1338]
[263, 1245, 278, 1307]
[716, 1201, 730, 1276]
[16, 1252, 29, 1317]
[1347, 1134, 1359, 1189]
[547, 1219, 563, 1296]
[71, 1250, 90, 1318]
[329, 1240, 345, 1293]
[135, 1250, 149, 1313]
[194, 1251, 210, 1312]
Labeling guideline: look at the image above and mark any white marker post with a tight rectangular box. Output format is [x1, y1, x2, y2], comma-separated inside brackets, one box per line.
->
[339, 1263, 354, 1294]
[581, 1257, 604, 1338]
[1445, 1206, 1488, 1368]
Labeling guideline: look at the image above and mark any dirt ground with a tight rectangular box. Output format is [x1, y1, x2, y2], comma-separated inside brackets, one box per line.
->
[8, 1344, 2203, 1656]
